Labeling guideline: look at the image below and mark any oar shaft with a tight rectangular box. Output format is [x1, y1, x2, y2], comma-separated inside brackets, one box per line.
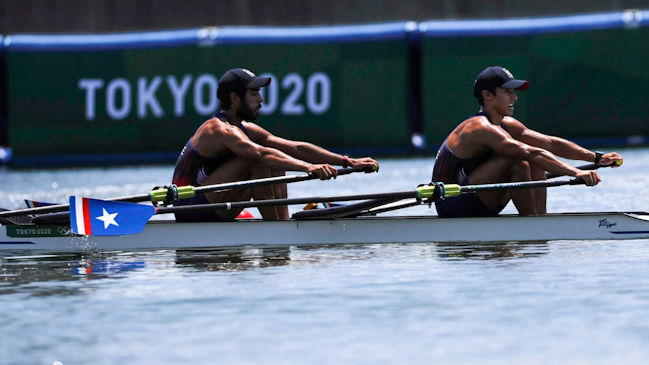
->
[193, 167, 366, 195]
[0, 203, 70, 218]
[156, 191, 419, 215]
[0, 193, 151, 218]
[0, 167, 369, 218]
[3, 178, 586, 224]
[157, 179, 583, 214]
[460, 178, 585, 194]
[442, 178, 585, 198]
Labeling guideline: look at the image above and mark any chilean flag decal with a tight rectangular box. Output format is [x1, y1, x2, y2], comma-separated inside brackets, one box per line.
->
[69, 196, 156, 236]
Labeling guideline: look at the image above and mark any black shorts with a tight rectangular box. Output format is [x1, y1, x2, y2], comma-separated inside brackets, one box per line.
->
[434, 170, 504, 218]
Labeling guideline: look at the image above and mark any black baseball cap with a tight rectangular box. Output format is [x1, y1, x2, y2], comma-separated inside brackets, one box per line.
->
[217, 68, 271, 101]
[473, 66, 529, 97]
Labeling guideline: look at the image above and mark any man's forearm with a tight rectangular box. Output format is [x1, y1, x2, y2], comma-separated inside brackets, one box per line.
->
[278, 142, 345, 165]
[532, 149, 583, 177]
[547, 137, 596, 162]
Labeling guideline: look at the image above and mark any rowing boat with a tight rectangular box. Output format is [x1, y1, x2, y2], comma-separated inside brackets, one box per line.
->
[2, 211, 649, 251]
[2, 163, 637, 252]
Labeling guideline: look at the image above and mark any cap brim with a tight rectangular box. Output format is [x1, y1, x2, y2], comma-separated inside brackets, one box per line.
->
[247, 76, 271, 89]
[502, 79, 529, 90]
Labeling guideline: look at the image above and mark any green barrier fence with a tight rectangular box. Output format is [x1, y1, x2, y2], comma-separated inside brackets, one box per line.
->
[6, 23, 414, 164]
[5, 10, 649, 166]
[420, 10, 649, 147]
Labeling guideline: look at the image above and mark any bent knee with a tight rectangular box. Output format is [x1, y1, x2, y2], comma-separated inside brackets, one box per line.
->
[528, 161, 546, 179]
[509, 160, 532, 178]
[250, 163, 286, 178]
[249, 163, 272, 177]
[511, 159, 530, 171]
[488, 155, 531, 174]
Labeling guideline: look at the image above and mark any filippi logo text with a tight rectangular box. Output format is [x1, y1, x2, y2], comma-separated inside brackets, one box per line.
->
[598, 219, 618, 229]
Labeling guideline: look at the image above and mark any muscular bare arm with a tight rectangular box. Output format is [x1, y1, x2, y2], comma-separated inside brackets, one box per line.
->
[470, 120, 601, 185]
[243, 122, 379, 171]
[503, 118, 623, 166]
[193, 118, 338, 179]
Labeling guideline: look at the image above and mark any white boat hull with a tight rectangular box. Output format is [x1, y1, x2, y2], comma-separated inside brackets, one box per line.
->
[2, 213, 649, 251]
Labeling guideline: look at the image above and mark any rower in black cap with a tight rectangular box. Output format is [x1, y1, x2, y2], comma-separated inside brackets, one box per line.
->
[172, 68, 379, 221]
[432, 66, 622, 217]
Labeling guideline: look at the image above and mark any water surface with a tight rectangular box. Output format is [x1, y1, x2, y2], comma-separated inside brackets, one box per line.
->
[1, 149, 649, 364]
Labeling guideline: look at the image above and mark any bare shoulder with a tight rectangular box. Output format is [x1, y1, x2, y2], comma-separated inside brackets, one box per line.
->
[458, 115, 498, 135]
[240, 121, 273, 144]
[240, 121, 265, 134]
[448, 115, 501, 156]
[198, 117, 253, 139]
[196, 117, 227, 135]
[459, 116, 517, 146]
[502, 116, 526, 128]
[193, 117, 245, 155]
[501, 116, 527, 136]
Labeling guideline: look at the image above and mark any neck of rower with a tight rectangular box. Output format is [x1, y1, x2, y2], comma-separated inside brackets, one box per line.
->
[479, 106, 504, 125]
[226, 109, 243, 126]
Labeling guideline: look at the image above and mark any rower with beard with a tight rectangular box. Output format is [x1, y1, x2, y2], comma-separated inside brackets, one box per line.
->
[432, 66, 622, 217]
[172, 68, 379, 221]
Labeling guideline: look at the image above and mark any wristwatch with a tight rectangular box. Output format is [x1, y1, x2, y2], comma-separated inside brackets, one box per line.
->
[594, 151, 604, 165]
[342, 155, 351, 168]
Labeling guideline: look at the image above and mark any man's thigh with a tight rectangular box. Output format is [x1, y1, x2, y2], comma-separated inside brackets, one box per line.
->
[467, 155, 521, 210]
[202, 157, 256, 204]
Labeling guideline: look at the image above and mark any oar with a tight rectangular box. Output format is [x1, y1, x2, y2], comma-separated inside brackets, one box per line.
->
[307, 172, 600, 218]
[71, 178, 586, 236]
[443, 178, 585, 196]
[292, 198, 401, 220]
[0, 167, 372, 219]
[363, 199, 420, 216]
[545, 160, 621, 179]
[170, 178, 586, 211]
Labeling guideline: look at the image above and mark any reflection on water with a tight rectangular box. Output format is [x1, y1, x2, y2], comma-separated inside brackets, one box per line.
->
[435, 241, 550, 261]
[0, 247, 295, 296]
[0, 252, 147, 296]
[3, 239, 649, 364]
[175, 247, 292, 271]
[0, 253, 83, 293]
[0, 241, 552, 297]
[71, 258, 146, 275]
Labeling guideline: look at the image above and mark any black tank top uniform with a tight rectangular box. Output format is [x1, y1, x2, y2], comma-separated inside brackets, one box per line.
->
[432, 111, 509, 217]
[171, 111, 250, 222]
